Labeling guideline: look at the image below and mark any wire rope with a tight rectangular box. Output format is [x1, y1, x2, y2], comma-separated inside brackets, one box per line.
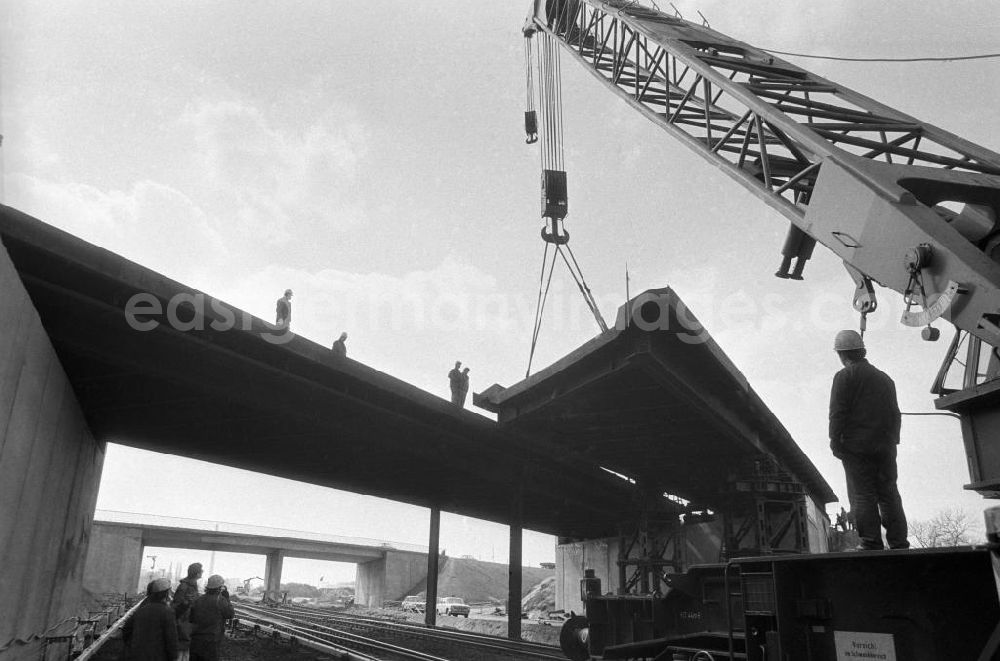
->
[763, 48, 1000, 63]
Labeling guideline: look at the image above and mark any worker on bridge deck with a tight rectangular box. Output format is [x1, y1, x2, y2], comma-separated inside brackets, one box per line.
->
[448, 361, 464, 406]
[275, 288, 293, 328]
[331, 331, 348, 357]
[123, 578, 179, 661]
[829, 330, 908, 551]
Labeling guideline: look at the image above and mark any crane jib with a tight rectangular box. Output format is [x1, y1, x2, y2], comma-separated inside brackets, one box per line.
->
[524, 0, 1000, 352]
[524, 0, 1000, 499]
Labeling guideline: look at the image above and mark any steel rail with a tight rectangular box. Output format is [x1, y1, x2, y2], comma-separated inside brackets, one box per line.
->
[234, 605, 452, 661]
[310, 610, 563, 658]
[233, 617, 379, 661]
[237, 603, 565, 660]
[271, 603, 564, 656]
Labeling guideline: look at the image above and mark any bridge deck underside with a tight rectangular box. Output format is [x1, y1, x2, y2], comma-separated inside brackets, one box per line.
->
[0, 206, 636, 539]
[475, 291, 836, 509]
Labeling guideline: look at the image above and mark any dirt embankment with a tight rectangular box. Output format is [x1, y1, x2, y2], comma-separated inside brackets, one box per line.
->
[405, 556, 554, 605]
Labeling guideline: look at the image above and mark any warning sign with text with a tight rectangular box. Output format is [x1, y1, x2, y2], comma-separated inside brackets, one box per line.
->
[833, 631, 897, 661]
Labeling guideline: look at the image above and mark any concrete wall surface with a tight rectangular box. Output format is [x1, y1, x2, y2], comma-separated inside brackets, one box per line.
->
[355, 551, 428, 606]
[82, 524, 144, 596]
[0, 243, 106, 661]
[355, 556, 387, 607]
[382, 551, 428, 602]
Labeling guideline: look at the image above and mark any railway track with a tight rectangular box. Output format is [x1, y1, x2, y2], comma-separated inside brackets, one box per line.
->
[233, 602, 566, 661]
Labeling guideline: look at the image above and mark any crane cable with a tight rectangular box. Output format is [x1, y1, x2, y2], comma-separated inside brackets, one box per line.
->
[539, 32, 564, 173]
[527, 243, 559, 377]
[558, 243, 609, 334]
[525, 31, 609, 376]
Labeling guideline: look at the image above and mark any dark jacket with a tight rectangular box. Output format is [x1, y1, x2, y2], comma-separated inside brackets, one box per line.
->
[829, 359, 901, 455]
[122, 601, 179, 661]
[190, 591, 234, 642]
[276, 297, 291, 325]
[332, 339, 347, 357]
[171, 577, 199, 649]
[448, 368, 462, 393]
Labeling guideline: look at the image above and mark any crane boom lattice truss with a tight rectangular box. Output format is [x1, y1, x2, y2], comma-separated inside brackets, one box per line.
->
[527, 0, 1000, 348]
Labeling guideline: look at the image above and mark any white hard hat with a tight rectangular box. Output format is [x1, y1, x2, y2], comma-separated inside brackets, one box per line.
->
[206, 575, 225, 589]
[834, 329, 865, 352]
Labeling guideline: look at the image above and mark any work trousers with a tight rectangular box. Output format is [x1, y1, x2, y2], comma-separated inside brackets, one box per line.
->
[841, 446, 908, 550]
[189, 637, 219, 661]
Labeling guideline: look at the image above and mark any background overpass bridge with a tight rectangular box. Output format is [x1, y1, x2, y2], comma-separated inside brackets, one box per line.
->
[83, 510, 428, 606]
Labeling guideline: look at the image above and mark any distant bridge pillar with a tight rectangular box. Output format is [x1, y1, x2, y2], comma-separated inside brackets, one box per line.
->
[425, 507, 440, 626]
[508, 484, 523, 640]
[264, 550, 284, 598]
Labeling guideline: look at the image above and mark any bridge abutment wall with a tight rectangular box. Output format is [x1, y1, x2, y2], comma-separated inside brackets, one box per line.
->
[356, 550, 428, 607]
[0, 243, 106, 660]
[82, 524, 143, 596]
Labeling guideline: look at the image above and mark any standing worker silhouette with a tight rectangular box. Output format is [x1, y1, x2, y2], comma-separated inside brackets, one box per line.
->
[331, 332, 348, 358]
[829, 330, 908, 550]
[448, 361, 463, 406]
[275, 289, 293, 329]
[458, 367, 470, 407]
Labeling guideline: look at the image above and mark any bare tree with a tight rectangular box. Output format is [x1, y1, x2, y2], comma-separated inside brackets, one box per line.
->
[909, 508, 983, 548]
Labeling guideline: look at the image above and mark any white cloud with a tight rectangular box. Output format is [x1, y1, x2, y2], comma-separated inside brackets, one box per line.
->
[180, 100, 368, 242]
[4, 173, 229, 284]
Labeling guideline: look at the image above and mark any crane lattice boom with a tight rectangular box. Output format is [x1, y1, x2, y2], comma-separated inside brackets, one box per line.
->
[527, 0, 1000, 348]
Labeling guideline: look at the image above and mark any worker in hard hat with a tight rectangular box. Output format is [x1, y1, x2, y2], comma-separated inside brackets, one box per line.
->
[171, 562, 203, 660]
[188, 575, 234, 661]
[122, 578, 179, 660]
[829, 330, 908, 551]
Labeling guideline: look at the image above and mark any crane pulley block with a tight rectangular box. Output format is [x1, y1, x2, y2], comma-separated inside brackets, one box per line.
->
[524, 111, 538, 144]
[542, 169, 568, 220]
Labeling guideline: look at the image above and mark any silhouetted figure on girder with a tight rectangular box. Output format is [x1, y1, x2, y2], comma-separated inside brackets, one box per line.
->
[459, 367, 470, 407]
[275, 289, 293, 329]
[331, 332, 348, 358]
[449, 361, 464, 406]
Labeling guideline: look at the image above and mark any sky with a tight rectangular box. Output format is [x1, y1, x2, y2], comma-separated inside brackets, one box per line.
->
[2, 0, 999, 584]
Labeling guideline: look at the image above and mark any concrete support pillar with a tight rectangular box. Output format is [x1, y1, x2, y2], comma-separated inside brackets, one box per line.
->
[0, 241, 106, 655]
[264, 550, 284, 598]
[508, 490, 523, 640]
[425, 507, 440, 627]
